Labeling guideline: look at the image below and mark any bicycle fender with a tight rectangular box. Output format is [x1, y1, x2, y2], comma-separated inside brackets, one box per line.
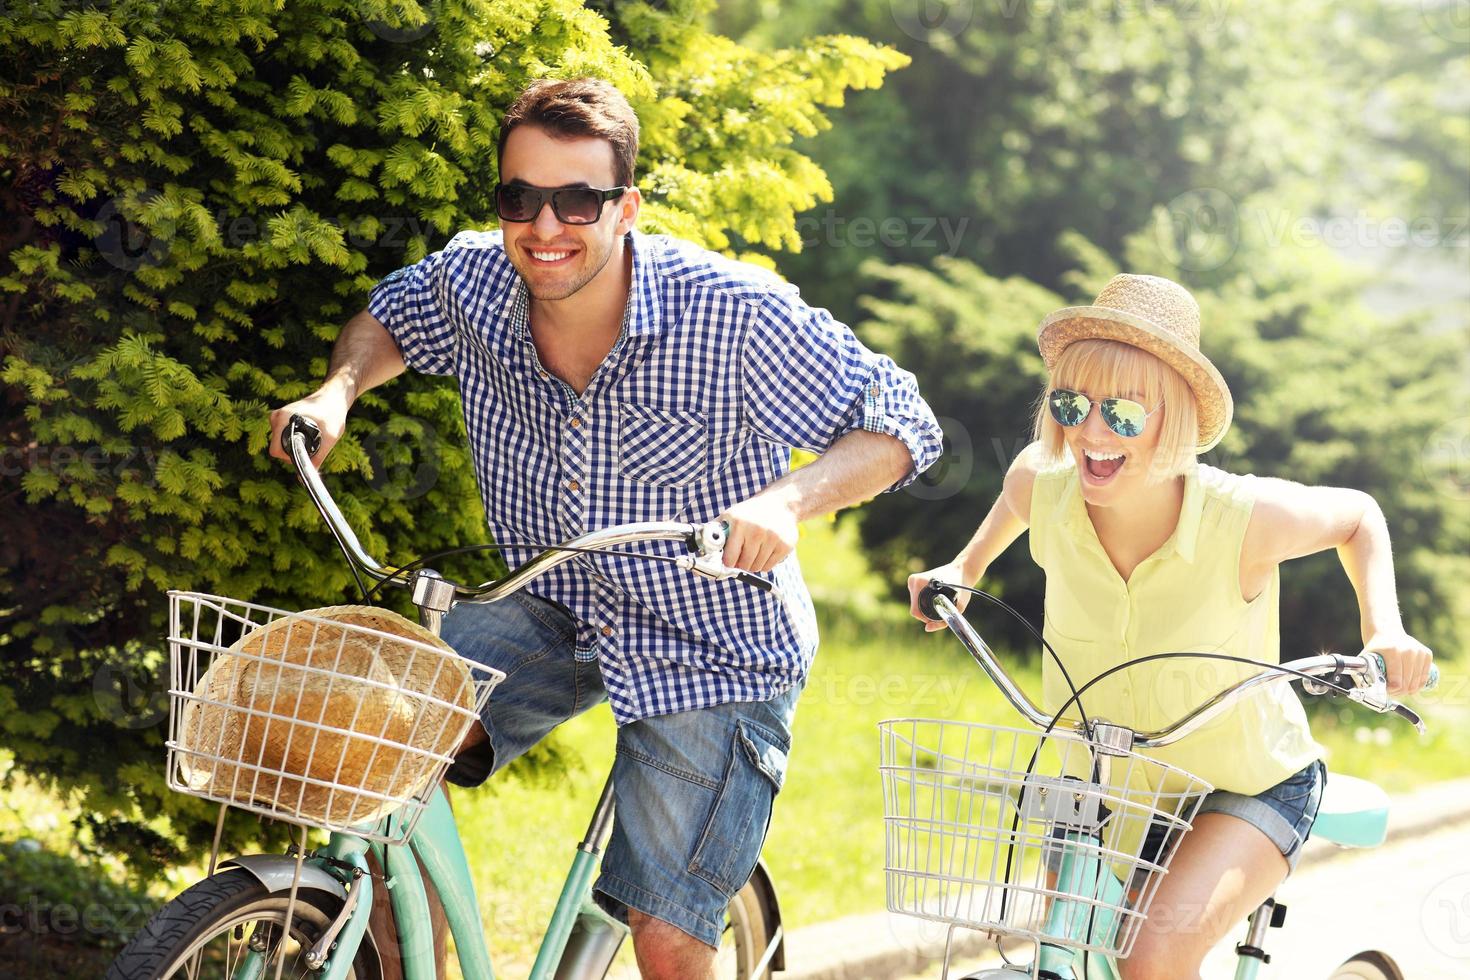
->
[747, 858, 785, 972]
[219, 854, 349, 900]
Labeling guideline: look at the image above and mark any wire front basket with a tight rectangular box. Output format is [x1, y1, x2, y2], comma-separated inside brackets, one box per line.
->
[165, 591, 503, 844]
[879, 718, 1211, 960]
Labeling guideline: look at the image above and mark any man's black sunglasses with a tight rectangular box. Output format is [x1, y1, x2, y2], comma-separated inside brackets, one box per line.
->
[494, 182, 628, 225]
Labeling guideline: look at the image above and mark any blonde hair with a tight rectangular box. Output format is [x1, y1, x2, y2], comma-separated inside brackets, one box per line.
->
[1031, 339, 1199, 482]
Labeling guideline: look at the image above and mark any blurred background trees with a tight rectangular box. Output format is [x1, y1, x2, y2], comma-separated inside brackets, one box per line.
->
[714, 0, 1469, 658]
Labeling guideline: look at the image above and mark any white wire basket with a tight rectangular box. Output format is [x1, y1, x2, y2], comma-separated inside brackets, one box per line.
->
[879, 718, 1211, 960]
[165, 591, 503, 844]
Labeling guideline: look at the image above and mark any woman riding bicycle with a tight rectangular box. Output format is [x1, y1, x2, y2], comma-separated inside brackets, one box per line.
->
[907, 273, 1435, 980]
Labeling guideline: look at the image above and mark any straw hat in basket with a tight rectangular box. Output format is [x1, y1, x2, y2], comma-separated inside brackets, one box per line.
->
[1037, 273, 1234, 453]
[178, 605, 475, 828]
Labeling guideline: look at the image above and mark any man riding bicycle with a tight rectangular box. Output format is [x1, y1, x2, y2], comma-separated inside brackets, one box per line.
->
[268, 77, 943, 979]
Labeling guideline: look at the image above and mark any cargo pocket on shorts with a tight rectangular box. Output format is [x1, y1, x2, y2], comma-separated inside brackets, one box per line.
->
[688, 719, 789, 894]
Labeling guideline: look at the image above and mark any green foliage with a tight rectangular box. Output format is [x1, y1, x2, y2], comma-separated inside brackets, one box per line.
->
[0, 839, 160, 977]
[718, 0, 1469, 320]
[854, 219, 1470, 660]
[0, 0, 904, 879]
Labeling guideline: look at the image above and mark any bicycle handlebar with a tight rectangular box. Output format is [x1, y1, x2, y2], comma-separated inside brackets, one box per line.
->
[281, 414, 756, 605]
[918, 582, 1437, 744]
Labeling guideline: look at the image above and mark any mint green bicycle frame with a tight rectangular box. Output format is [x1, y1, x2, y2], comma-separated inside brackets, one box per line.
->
[1020, 827, 1270, 980]
[229, 777, 627, 980]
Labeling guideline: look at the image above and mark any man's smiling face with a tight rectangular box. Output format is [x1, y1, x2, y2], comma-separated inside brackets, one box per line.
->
[498, 124, 638, 302]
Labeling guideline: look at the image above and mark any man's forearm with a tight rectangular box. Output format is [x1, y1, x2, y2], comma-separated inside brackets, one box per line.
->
[755, 429, 914, 522]
[323, 308, 408, 405]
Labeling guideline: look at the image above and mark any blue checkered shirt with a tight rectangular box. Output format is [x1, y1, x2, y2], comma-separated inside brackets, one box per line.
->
[369, 230, 942, 724]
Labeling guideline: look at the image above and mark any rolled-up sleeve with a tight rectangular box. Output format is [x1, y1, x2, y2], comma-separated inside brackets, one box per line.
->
[367, 248, 456, 376]
[741, 288, 943, 491]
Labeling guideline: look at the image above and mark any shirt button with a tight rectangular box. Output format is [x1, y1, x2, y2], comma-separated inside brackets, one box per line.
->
[601, 625, 614, 637]
[538, 370, 549, 380]
[567, 480, 581, 492]
[569, 416, 582, 428]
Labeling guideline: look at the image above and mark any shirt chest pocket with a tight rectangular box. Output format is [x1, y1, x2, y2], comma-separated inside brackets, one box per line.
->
[617, 405, 709, 487]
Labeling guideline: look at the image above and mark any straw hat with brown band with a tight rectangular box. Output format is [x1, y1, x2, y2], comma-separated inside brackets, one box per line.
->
[1036, 273, 1234, 454]
[178, 605, 476, 828]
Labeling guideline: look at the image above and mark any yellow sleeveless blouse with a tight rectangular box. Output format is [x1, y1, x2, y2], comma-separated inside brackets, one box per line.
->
[1028, 460, 1323, 797]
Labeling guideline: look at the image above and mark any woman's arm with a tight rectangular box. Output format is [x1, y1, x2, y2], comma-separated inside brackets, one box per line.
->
[1242, 477, 1434, 694]
[907, 441, 1045, 630]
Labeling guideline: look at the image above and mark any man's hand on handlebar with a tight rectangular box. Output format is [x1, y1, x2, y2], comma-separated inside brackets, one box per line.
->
[718, 493, 799, 574]
[269, 387, 348, 468]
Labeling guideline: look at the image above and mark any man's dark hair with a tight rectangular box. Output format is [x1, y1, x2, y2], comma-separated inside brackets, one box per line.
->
[498, 78, 640, 188]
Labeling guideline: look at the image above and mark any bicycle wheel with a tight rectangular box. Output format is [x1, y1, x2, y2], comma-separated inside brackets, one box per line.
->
[1326, 950, 1405, 980]
[716, 877, 778, 980]
[104, 868, 381, 980]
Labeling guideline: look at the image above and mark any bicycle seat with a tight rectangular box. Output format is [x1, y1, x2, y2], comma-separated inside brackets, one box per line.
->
[1311, 772, 1390, 847]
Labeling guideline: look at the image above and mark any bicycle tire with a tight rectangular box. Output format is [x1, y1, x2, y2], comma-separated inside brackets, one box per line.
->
[1326, 949, 1405, 980]
[104, 868, 381, 980]
[719, 877, 778, 980]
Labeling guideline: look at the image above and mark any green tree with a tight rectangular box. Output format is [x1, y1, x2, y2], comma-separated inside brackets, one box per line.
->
[0, 0, 903, 877]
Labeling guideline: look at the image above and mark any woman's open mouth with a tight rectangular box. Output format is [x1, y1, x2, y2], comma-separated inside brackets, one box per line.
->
[1082, 448, 1126, 485]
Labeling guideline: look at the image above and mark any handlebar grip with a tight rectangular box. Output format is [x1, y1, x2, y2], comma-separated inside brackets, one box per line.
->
[918, 581, 958, 622]
[1366, 651, 1439, 692]
[285, 414, 322, 458]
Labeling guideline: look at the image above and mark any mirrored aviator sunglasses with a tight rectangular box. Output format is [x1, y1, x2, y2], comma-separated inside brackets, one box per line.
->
[495, 183, 627, 225]
[1047, 388, 1161, 438]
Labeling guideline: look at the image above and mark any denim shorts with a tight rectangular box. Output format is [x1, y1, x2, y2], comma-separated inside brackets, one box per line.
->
[1047, 759, 1327, 881]
[438, 594, 800, 948]
[1193, 759, 1327, 872]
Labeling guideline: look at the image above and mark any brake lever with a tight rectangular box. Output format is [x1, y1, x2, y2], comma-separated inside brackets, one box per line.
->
[673, 553, 786, 603]
[1345, 652, 1395, 713]
[677, 519, 785, 603]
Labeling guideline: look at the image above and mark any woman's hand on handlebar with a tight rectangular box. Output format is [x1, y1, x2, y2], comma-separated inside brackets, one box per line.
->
[1364, 628, 1436, 696]
[908, 562, 975, 632]
[269, 385, 349, 468]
